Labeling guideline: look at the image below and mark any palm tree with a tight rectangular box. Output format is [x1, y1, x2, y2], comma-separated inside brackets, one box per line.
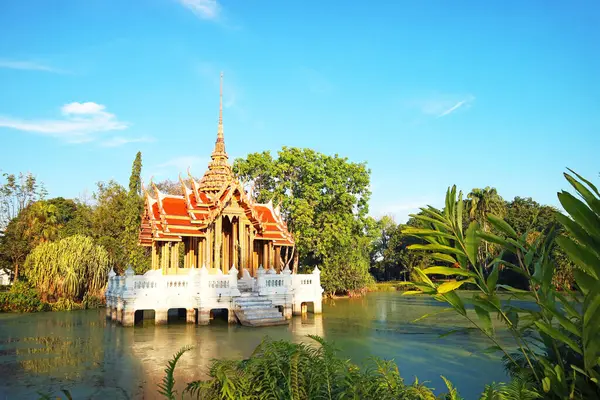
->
[24, 201, 58, 244]
[467, 187, 506, 266]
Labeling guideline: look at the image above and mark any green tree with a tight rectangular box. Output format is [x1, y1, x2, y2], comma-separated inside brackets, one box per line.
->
[123, 152, 148, 273]
[23, 234, 110, 301]
[154, 179, 183, 195]
[0, 171, 46, 231]
[23, 201, 59, 245]
[234, 147, 373, 293]
[0, 200, 59, 281]
[505, 197, 557, 235]
[90, 180, 128, 273]
[0, 214, 31, 281]
[467, 187, 506, 266]
[502, 196, 575, 289]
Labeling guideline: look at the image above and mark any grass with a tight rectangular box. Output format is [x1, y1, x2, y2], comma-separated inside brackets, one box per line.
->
[367, 281, 410, 292]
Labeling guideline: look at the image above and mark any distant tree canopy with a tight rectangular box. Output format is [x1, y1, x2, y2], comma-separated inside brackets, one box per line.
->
[154, 179, 183, 196]
[371, 191, 575, 289]
[234, 147, 374, 294]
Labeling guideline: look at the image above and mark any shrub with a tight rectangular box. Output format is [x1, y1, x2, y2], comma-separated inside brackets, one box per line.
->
[51, 297, 82, 312]
[82, 292, 104, 309]
[161, 336, 456, 400]
[321, 242, 374, 296]
[23, 234, 111, 301]
[0, 281, 49, 313]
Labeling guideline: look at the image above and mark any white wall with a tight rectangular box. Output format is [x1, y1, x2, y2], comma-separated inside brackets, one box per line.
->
[0, 270, 11, 286]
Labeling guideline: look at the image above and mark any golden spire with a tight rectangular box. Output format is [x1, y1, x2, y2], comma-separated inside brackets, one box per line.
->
[218, 71, 223, 140]
[199, 72, 233, 192]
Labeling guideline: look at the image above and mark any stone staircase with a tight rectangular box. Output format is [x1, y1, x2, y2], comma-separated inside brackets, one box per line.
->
[238, 279, 254, 293]
[233, 294, 288, 327]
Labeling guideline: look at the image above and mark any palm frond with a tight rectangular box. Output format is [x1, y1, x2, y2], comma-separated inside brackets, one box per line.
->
[157, 345, 193, 399]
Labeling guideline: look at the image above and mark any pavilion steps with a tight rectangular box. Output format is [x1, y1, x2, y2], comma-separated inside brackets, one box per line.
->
[233, 295, 288, 327]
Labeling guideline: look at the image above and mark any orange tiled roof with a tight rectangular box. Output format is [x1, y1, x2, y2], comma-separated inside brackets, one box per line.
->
[139, 179, 294, 246]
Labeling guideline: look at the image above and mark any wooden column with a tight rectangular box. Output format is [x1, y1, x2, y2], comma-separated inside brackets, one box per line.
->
[171, 242, 179, 272]
[183, 238, 189, 269]
[190, 237, 196, 268]
[275, 246, 281, 272]
[269, 241, 275, 271]
[232, 218, 238, 268]
[197, 238, 204, 269]
[214, 217, 222, 271]
[263, 242, 268, 269]
[206, 226, 213, 269]
[238, 221, 245, 269]
[152, 242, 159, 270]
[161, 242, 169, 274]
[249, 227, 255, 275]
[159, 242, 164, 272]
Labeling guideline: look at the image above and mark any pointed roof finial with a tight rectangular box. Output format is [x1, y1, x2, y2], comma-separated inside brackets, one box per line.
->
[218, 71, 223, 140]
[199, 72, 233, 192]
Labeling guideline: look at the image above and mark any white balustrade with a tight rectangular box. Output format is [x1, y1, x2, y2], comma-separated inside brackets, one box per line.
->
[105, 263, 324, 324]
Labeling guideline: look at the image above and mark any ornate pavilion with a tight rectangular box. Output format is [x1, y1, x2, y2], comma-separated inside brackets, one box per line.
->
[106, 74, 322, 327]
[138, 74, 294, 277]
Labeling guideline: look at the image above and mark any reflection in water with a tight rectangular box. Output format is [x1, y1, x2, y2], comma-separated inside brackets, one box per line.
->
[0, 293, 508, 399]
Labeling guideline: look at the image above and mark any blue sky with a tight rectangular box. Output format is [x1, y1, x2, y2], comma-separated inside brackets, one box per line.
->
[1, 0, 598, 222]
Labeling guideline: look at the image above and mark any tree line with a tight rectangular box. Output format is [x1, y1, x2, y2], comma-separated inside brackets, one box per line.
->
[371, 189, 575, 291]
[0, 147, 576, 309]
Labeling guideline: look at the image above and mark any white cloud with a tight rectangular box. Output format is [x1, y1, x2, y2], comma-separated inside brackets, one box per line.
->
[413, 94, 475, 118]
[0, 59, 65, 73]
[177, 0, 220, 19]
[436, 96, 474, 118]
[61, 102, 105, 115]
[100, 136, 155, 148]
[0, 101, 129, 143]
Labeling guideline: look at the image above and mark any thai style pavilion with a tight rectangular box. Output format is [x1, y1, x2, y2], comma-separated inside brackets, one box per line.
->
[139, 75, 294, 277]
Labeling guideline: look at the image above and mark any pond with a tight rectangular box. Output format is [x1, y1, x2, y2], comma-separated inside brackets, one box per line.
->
[0, 292, 514, 399]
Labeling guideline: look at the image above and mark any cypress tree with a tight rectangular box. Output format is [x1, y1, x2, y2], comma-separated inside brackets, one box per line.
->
[123, 152, 148, 273]
[129, 151, 142, 196]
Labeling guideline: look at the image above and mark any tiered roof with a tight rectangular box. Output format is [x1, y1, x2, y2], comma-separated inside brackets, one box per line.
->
[139, 73, 294, 247]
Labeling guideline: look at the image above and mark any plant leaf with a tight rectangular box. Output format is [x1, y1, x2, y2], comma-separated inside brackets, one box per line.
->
[534, 321, 582, 355]
[430, 253, 458, 264]
[465, 221, 480, 267]
[486, 264, 499, 293]
[474, 305, 494, 336]
[408, 244, 466, 257]
[437, 279, 474, 294]
[487, 214, 518, 239]
[423, 266, 478, 278]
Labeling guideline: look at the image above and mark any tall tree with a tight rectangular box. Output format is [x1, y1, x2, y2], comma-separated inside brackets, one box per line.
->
[123, 152, 148, 273]
[129, 152, 143, 196]
[234, 147, 373, 293]
[0, 172, 46, 231]
[91, 180, 128, 273]
[467, 187, 506, 266]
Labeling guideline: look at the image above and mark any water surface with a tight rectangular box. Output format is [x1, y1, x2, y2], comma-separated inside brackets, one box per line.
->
[0, 292, 512, 399]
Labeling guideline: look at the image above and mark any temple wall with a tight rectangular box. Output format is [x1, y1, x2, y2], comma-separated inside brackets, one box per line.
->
[105, 265, 323, 327]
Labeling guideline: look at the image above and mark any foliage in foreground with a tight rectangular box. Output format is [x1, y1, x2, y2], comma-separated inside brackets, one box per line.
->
[160, 336, 453, 400]
[158, 337, 545, 400]
[402, 170, 600, 399]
